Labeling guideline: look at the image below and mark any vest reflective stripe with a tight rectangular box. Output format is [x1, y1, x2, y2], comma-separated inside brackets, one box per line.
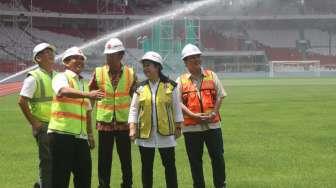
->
[51, 112, 87, 122]
[30, 97, 53, 102]
[180, 70, 220, 126]
[137, 82, 175, 139]
[105, 92, 130, 98]
[48, 72, 89, 135]
[54, 97, 89, 106]
[96, 65, 134, 122]
[50, 101, 87, 123]
[97, 103, 130, 111]
[28, 69, 55, 122]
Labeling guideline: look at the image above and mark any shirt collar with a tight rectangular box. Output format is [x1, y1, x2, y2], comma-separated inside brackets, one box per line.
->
[106, 64, 123, 74]
[144, 78, 159, 88]
[186, 67, 205, 79]
[38, 67, 54, 76]
[65, 69, 83, 79]
[149, 79, 160, 85]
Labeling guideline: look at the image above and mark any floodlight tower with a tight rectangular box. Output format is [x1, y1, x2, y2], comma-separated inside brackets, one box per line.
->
[296, 0, 310, 59]
[9, 0, 32, 62]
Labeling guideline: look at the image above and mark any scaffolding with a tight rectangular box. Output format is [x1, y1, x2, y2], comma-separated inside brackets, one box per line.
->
[138, 17, 201, 76]
[184, 17, 201, 47]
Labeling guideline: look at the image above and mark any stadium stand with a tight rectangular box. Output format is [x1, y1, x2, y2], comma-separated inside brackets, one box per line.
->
[1, 0, 336, 77]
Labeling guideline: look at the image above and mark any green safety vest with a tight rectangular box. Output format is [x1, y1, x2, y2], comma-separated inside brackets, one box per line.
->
[28, 68, 55, 123]
[95, 65, 134, 122]
[48, 72, 90, 135]
[137, 80, 176, 139]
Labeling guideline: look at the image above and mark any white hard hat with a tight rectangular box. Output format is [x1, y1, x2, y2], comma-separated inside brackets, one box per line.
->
[62, 46, 87, 64]
[141, 51, 163, 66]
[104, 38, 125, 54]
[181, 43, 202, 60]
[32, 42, 56, 63]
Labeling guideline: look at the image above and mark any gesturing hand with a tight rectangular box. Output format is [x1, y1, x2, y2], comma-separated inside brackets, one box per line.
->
[88, 90, 105, 99]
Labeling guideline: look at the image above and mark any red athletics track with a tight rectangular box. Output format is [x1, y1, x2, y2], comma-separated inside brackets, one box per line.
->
[0, 82, 22, 97]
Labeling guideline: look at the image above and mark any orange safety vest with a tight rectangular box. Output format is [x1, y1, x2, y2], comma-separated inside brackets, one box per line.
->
[180, 69, 220, 126]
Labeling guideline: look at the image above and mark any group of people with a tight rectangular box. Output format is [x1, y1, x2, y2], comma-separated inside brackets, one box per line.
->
[18, 38, 227, 188]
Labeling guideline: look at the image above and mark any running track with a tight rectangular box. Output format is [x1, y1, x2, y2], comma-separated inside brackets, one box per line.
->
[0, 82, 22, 97]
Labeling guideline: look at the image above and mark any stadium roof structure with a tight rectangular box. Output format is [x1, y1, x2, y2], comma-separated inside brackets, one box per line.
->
[2, 10, 336, 22]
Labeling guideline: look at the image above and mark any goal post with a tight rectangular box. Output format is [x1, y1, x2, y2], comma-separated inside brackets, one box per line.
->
[269, 60, 320, 78]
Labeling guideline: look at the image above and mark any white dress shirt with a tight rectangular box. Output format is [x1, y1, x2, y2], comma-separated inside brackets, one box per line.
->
[128, 79, 184, 148]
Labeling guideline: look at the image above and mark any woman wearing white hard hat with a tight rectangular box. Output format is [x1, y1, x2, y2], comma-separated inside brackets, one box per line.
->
[128, 51, 183, 188]
[18, 42, 56, 188]
[89, 37, 137, 188]
[177, 44, 227, 188]
[48, 46, 104, 188]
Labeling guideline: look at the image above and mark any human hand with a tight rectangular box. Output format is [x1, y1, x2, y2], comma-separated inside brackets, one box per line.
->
[87, 90, 105, 99]
[129, 124, 136, 141]
[32, 121, 43, 136]
[209, 111, 217, 120]
[175, 127, 181, 139]
[88, 134, 95, 149]
[193, 113, 210, 123]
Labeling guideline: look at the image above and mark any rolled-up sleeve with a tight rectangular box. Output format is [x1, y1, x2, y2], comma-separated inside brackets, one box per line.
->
[175, 77, 182, 101]
[20, 76, 36, 98]
[128, 92, 139, 123]
[172, 87, 184, 123]
[213, 72, 227, 98]
[52, 73, 69, 95]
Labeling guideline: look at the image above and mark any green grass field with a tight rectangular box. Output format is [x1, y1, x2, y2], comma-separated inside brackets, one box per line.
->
[1, 77, 336, 188]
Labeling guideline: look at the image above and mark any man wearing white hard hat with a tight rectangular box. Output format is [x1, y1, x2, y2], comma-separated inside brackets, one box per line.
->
[18, 42, 56, 188]
[176, 44, 227, 188]
[48, 46, 104, 188]
[88, 38, 136, 188]
[128, 51, 183, 188]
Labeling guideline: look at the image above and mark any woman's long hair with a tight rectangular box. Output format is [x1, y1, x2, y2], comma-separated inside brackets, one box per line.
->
[154, 62, 170, 82]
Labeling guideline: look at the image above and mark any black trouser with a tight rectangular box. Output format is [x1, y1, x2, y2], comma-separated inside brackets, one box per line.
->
[98, 131, 132, 188]
[35, 124, 52, 188]
[49, 133, 92, 188]
[183, 128, 226, 188]
[139, 146, 178, 188]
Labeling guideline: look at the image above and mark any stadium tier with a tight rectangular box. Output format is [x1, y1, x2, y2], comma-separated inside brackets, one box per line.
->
[1, 0, 336, 77]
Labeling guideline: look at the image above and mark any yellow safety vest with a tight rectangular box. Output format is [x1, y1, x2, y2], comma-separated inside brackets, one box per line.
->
[137, 80, 176, 139]
[95, 65, 134, 122]
[48, 72, 90, 135]
[28, 68, 56, 123]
